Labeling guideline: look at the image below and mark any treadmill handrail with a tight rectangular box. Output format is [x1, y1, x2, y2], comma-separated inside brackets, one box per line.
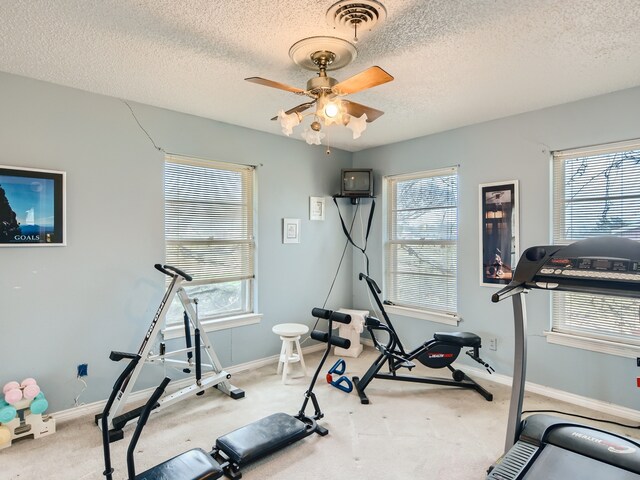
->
[492, 282, 527, 303]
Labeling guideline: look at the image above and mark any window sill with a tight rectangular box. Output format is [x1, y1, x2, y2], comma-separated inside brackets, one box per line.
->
[544, 331, 640, 358]
[384, 305, 459, 326]
[162, 313, 263, 340]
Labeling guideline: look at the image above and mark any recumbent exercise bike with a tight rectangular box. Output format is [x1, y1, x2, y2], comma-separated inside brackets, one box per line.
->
[353, 273, 494, 404]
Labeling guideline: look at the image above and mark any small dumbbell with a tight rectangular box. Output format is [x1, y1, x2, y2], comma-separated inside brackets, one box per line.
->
[30, 395, 49, 415]
[0, 405, 17, 424]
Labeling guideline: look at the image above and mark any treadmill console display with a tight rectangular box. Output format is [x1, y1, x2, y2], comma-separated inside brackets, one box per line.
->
[537, 256, 640, 282]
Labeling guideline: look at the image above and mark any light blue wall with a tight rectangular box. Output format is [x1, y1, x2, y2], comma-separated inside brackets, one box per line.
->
[2, 68, 638, 414]
[0, 71, 353, 412]
[352, 86, 640, 411]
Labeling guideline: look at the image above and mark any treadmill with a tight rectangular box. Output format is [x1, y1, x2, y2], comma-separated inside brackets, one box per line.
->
[487, 236, 640, 479]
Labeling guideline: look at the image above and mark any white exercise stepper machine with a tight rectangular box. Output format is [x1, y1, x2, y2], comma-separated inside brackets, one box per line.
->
[97, 264, 244, 441]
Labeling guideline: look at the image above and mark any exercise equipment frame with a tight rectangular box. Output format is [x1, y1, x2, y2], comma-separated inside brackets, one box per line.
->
[488, 236, 640, 479]
[98, 264, 244, 440]
[353, 273, 494, 404]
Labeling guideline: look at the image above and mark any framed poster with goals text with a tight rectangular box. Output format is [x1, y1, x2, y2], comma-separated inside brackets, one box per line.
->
[0, 165, 66, 246]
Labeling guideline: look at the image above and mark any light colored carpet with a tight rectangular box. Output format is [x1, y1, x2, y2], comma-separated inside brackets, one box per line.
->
[2, 347, 638, 479]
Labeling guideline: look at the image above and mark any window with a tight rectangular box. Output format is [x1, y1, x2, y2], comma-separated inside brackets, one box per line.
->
[164, 155, 257, 329]
[384, 167, 459, 324]
[549, 139, 640, 357]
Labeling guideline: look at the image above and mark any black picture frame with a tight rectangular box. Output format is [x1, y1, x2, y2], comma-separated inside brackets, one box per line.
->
[480, 180, 519, 286]
[0, 166, 66, 246]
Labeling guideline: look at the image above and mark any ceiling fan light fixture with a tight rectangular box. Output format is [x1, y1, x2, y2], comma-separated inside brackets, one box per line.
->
[301, 127, 325, 145]
[346, 113, 368, 139]
[324, 101, 340, 118]
[250, 34, 392, 148]
[277, 109, 301, 136]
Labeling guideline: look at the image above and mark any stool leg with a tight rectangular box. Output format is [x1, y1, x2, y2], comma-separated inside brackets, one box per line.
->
[277, 339, 286, 375]
[295, 337, 307, 376]
[282, 339, 293, 384]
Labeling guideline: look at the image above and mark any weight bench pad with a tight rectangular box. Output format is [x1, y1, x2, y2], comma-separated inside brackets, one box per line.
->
[135, 447, 223, 480]
[216, 412, 308, 465]
[433, 332, 481, 348]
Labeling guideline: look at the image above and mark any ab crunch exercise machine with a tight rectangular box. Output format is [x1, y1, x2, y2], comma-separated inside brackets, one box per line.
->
[101, 307, 352, 480]
[353, 273, 494, 404]
[210, 307, 352, 479]
[98, 264, 244, 440]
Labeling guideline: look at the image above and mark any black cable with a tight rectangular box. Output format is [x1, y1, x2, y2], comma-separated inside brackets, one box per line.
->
[308, 203, 360, 333]
[522, 409, 640, 429]
[122, 100, 163, 152]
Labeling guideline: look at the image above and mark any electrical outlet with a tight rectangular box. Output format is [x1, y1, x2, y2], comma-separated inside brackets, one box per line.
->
[77, 363, 88, 377]
[488, 337, 498, 351]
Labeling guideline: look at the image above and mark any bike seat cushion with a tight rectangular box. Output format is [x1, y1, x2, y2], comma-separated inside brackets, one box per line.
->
[215, 412, 309, 466]
[135, 448, 223, 480]
[433, 332, 481, 348]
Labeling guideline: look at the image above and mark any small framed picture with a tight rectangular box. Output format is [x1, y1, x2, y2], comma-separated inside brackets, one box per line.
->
[0, 165, 66, 246]
[479, 180, 519, 286]
[283, 218, 300, 244]
[309, 196, 325, 221]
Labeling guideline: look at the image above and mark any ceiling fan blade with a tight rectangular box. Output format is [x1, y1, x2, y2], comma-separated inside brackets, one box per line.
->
[245, 77, 305, 94]
[332, 66, 394, 96]
[343, 100, 384, 122]
[270, 101, 316, 121]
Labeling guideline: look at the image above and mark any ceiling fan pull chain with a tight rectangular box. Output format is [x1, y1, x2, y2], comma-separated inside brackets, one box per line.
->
[353, 21, 358, 43]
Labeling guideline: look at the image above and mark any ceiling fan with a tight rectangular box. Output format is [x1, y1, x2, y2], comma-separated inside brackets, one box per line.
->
[245, 36, 394, 144]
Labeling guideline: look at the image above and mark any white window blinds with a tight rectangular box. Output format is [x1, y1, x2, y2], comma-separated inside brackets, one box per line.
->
[552, 139, 640, 346]
[385, 167, 458, 315]
[165, 155, 255, 286]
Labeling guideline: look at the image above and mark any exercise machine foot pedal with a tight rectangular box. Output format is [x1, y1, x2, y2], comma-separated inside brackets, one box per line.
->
[111, 404, 150, 433]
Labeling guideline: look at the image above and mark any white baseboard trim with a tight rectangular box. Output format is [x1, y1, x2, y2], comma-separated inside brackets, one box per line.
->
[52, 343, 326, 424]
[361, 339, 640, 422]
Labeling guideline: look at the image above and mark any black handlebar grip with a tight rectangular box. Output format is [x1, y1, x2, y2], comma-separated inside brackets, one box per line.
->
[154, 264, 193, 281]
[310, 330, 351, 349]
[491, 282, 525, 303]
[359, 272, 382, 293]
[163, 265, 192, 282]
[311, 307, 332, 319]
[154, 263, 171, 276]
[329, 311, 352, 324]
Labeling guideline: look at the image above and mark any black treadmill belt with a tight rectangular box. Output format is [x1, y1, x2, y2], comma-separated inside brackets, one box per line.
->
[523, 445, 640, 479]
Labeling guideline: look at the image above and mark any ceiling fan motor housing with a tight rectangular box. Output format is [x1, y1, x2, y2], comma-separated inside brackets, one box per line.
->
[307, 76, 338, 94]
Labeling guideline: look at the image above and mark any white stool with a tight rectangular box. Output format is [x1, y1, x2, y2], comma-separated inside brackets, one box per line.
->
[272, 323, 308, 384]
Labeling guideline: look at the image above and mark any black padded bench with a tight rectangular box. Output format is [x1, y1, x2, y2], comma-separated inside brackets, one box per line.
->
[135, 448, 223, 480]
[433, 331, 481, 348]
[215, 412, 312, 469]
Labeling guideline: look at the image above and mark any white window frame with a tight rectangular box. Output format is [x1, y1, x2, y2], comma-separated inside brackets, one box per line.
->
[163, 154, 261, 338]
[546, 139, 640, 358]
[383, 166, 460, 325]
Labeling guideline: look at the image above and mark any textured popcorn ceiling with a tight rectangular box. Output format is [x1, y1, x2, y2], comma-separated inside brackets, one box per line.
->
[1, 1, 639, 152]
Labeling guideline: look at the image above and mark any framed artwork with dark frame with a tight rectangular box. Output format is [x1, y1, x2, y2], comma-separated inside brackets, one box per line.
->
[479, 180, 519, 286]
[0, 165, 66, 246]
